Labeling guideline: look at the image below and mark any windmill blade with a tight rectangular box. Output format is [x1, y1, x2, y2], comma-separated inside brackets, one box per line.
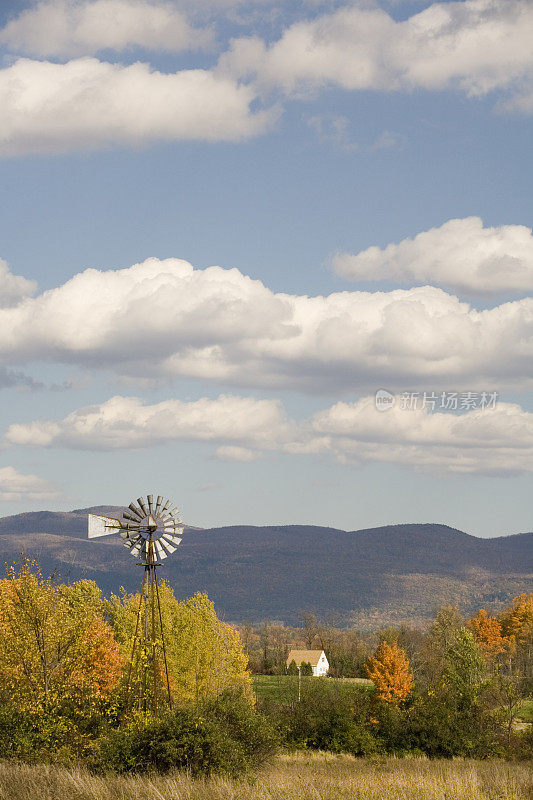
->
[154, 541, 167, 561]
[161, 499, 171, 514]
[157, 539, 170, 556]
[137, 497, 148, 516]
[123, 510, 142, 524]
[88, 514, 122, 538]
[169, 525, 184, 537]
[164, 535, 182, 547]
[155, 495, 163, 515]
[159, 536, 177, 554]
[130, 540, 142, 557]
[163, 513, 181, 525]
[120, 530, 141, 541]
[128, 502, 143, 520]
[147, 494, 154, 514]
[122, 536, 141, 555]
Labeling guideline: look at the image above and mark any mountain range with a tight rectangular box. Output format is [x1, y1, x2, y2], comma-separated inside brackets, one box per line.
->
[0, 506, 531, 628]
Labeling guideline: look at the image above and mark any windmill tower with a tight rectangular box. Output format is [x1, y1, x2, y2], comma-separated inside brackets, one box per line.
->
[88, 494, 184, 717]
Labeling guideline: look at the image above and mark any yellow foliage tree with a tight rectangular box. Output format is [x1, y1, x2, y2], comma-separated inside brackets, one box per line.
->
[0, 560, 122, 712]
[109, 584, 252, 705]
[366, 640, 413, 703]
[498, 593, 533, 678]
[499, 593, 533, 643]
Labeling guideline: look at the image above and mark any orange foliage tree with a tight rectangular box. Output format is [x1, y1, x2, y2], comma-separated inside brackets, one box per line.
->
[366, 640, 413, 703]
[0, 560, 122, 713]
[467, 609, 507, 662]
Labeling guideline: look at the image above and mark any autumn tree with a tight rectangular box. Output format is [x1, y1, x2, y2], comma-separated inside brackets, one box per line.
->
[499, 593, 533, 680]
[378, 625, 426, 681]
[366, 640, 413, 703]
[109, 585, 252, 706]
[492, 594, 533, 743]
[0, 560, 122, 713]
[467, 609, 506, 663]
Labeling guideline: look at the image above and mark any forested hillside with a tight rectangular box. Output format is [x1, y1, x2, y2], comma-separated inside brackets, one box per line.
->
[0, 507, 530, 627]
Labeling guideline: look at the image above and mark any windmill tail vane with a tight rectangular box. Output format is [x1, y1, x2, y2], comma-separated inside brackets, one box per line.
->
[88, 494, 184, 718]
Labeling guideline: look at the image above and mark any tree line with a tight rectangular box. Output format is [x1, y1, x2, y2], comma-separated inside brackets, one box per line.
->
[0, 558, 530, 770]
[247, 596, 533, 758]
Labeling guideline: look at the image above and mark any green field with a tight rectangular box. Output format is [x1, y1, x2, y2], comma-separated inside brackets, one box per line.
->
[252, 674, 374, 702]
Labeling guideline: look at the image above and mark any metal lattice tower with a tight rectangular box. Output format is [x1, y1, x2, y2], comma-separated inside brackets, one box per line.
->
[88, 494, 184, 717]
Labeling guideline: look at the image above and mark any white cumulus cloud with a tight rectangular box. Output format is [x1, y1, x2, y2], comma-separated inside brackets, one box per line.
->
[0, 259, 37, 307]
[0, 57, 274, 156]
[5, 393, 533, 476]
[0, 256, 532, 394]
[0, 0, 213, 57]
[220, 0, 533, 107]
[331, 217, 533, 297]
[0, 466, 59, 501]
[310, 396, 533, 475]
[3, 394, 294, 451]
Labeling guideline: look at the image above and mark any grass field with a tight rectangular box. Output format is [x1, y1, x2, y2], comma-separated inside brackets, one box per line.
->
[252, 674, 374, 702]
[0, 754, 530, 800]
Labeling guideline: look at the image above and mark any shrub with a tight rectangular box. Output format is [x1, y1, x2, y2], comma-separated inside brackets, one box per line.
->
[374, 691, 506, 758]
[0, 705, 100, 764]
[261, 681, 378, 756]
[90, 692, 277, 777]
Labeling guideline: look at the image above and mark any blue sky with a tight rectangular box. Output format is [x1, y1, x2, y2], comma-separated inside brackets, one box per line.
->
[0, 0, 532, 536]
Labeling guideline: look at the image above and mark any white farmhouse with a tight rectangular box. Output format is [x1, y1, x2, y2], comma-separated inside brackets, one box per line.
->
[286, 649, 329, 677]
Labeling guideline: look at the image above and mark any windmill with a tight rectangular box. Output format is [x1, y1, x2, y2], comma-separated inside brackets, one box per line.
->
[88, 494, 184, 717]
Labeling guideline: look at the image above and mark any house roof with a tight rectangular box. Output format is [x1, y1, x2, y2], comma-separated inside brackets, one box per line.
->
[286, 649, 326, 666]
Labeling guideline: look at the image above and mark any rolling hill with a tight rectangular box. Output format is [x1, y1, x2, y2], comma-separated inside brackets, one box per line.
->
[0, 506, 531, 628]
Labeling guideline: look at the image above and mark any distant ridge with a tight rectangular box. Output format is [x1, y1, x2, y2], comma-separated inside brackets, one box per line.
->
[0, 508, 530, 628]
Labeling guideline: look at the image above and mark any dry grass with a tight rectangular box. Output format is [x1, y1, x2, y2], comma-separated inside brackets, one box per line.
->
[0, 753, 531, 800]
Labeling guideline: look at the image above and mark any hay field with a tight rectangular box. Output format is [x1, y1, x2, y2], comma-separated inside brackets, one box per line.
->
[0, 753, 530, 800]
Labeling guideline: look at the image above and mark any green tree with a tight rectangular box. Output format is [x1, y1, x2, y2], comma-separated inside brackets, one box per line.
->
[287, 659, 299, 676]
[300, 661, 313, 676]
[443, 627, 485, 705]
[419, 605, 464, 688]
